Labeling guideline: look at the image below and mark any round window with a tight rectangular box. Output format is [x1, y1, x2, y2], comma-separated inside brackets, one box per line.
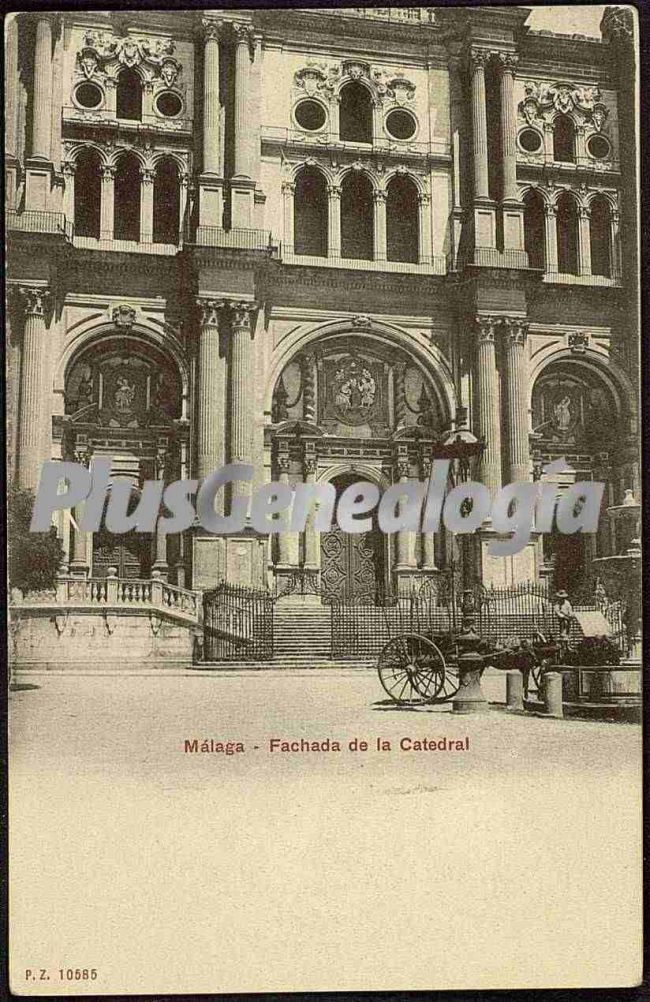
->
[519, 128, 543, 154]
[294, 99, 327, 131]
[155, 91, 183, 118]
[385, 108, 417, 140]
[587, 134, 611, 160]
[75, 82, 103, 110]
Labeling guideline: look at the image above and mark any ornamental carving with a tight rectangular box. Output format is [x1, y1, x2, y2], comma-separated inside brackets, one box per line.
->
[294, 62, 340, 100]
[76, 30, 182, 87]
[321, 354, 385, 430]
[112, 304, 137, 328]
[380, 73, 416, 105]
[519, 81, 609, 131]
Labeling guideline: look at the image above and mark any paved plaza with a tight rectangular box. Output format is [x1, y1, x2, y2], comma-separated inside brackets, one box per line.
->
[9, 669, 642, 993]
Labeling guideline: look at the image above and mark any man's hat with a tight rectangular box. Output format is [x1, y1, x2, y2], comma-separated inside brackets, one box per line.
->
[555, 590, 569, 599]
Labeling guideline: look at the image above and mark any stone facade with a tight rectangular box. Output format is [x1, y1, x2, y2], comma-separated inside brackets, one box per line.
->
[6, 6, 639, 615]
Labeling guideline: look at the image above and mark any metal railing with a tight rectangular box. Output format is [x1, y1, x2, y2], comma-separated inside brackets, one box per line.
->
[310, 8, 437, 24]
[185, 224, 280, 254]
[7, 210, 74, 241]
[283, 250, 447, 275]
[203, 582, 274, 662]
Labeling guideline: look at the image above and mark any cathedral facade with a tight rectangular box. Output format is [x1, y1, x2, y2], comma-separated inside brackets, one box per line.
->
[6, 6, 639, 620]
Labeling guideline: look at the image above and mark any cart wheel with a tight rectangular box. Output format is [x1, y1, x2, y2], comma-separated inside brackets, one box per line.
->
[378, 634, 446, 704]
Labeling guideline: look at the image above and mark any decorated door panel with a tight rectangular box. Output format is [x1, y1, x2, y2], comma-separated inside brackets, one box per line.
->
[320, 524, 383, 604]
[92, 530, 152, 579]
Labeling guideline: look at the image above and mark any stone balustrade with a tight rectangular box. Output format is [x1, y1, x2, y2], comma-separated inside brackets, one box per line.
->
[11, 575, 200, 624]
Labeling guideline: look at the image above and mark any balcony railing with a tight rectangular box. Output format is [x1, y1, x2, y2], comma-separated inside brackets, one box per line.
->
[7, 210, 74, 241]
[309, 8, 437, 24]
[185, 225, 281, 255]
[544, 271, 622, 287]
[283, 250, 447, 276]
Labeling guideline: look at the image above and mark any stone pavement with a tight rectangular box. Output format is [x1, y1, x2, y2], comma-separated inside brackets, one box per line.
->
[9, 670, 642, 994]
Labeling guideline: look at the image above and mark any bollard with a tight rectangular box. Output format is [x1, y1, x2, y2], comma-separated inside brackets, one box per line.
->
[542, 671, 563, 718]
[506, 670, 524, 712]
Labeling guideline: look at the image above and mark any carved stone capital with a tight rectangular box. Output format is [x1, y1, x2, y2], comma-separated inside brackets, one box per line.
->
[474, 315, 499, 344]
[281, 180, 296, 195]
[469, 47, 489, 70]
[196, 297, 226, 328]
[16, 285, 51, 318]
[303, 456, 318, 476]
[61, 160, 76, 177]
[100, 165, 116, 181]
[496, 51, 519, 72]
[327, 184, 341, 200]
[277, 453, 291, 475]
[373, 189, 386, 204]
[578, 205, 591, 219]
[502, 317, 529, 346]
[140, 167, 155, 185]
[395, 457, 411, 480]
[544, 204, 557, 218]
[230, 301, 257, 331]
[201, 17, 225, 43]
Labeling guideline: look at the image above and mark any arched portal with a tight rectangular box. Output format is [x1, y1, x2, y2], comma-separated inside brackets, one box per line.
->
[74, 147, 102, 238]
[386, 175, 419, 263]
[339, 81, 373, 143]
[294, 166, 328, 256]
[531, 358, 624, 600]
[64, 334, 184, 582]
[320, 473, 386, 604]
[113, 152, 141, 242]
[153, 158, 180, 244]
[341, 172, 374, 260]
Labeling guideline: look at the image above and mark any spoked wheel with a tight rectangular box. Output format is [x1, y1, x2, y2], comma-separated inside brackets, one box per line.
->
[378, 634, 447, 705]
[414, 654, 460, 704]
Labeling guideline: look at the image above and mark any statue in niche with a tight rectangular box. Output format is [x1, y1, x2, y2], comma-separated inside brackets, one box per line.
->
[115, 375, 136, 414]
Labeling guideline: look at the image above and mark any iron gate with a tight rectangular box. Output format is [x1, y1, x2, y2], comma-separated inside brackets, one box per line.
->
[203, 582, 274, 662]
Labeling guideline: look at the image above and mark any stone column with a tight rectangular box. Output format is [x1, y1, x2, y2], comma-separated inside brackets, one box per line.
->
[198, 18, 224, 228]
[469, 48, 489, 200]
[5, 17, 18, 157]
[178, 172, 190, 239]
[420, 456, 437, 569]
[577, 205, 592, 276]
[61, 160, 76, 223]
[497, 51, 526, 257]
[140, 167, 154, 243]
[328, 184, 341, 258]
[394, 363, 408, 430]
[233, 24, 252, 178]
[544, 204, 558, 274]
[469, 47, 496, 251]
[498, 52, 519, 202]
[474, 316, 502, 493]
[301, 353, 317, 423]
[373, 189, 387, 262]
[610, 209, 621, 278]
[202, 18, 222, 175]
[394, 455, 416, 571]
[282, 180, 295, 254]
[503, 319, 530, 483]
[152, 446, 169, 578]
[196, 298, 226, 482]
[418, 193, 432, 265]
[100, 165, 115, 241]
[276, 453, 298, 567]
[229, 302, 256, 496]
[70, 503, 90, 577]
[230, 23, 256, 227]
[303, 449, 320, 570]
[5, 15, 19, 206]
[16, 286, 51, 491]
[31, 14, 53, 159]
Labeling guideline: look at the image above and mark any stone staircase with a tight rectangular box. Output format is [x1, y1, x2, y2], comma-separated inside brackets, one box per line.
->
[273, 606, 334, 667]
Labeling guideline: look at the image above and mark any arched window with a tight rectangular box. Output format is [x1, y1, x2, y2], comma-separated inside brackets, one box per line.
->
[556, 192, 578, 274]
[553, 115, 575, 162]
[153, 158, 180, 244]
[116, 67, 143, 121]
[294, 167, 328, 257]
[589, 196, 612, 277]
[74, 148, 101, 239]
[339, 81, 373, 144]
[113, 153, 141, 242]
[523, 189, 546, 271]
[341, 172, 373, 260]
[386, 175, 419, 263]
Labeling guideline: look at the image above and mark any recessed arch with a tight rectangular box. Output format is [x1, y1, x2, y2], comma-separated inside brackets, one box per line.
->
[116, 66, 143, 121]
[113, 152, 141, 242]
[523, 188, 546, 270]
[386, 174, 419, 263]
[153, 157, 180, 244]
[553, 114, 575, 163]
[341, 171, 374, 259]
[294, 165, 328, 257]
[74, 147, 102, 239]
[589, 195, 612, 277]
[339, 80, 373, 143]
[556, 190, 579, 274]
